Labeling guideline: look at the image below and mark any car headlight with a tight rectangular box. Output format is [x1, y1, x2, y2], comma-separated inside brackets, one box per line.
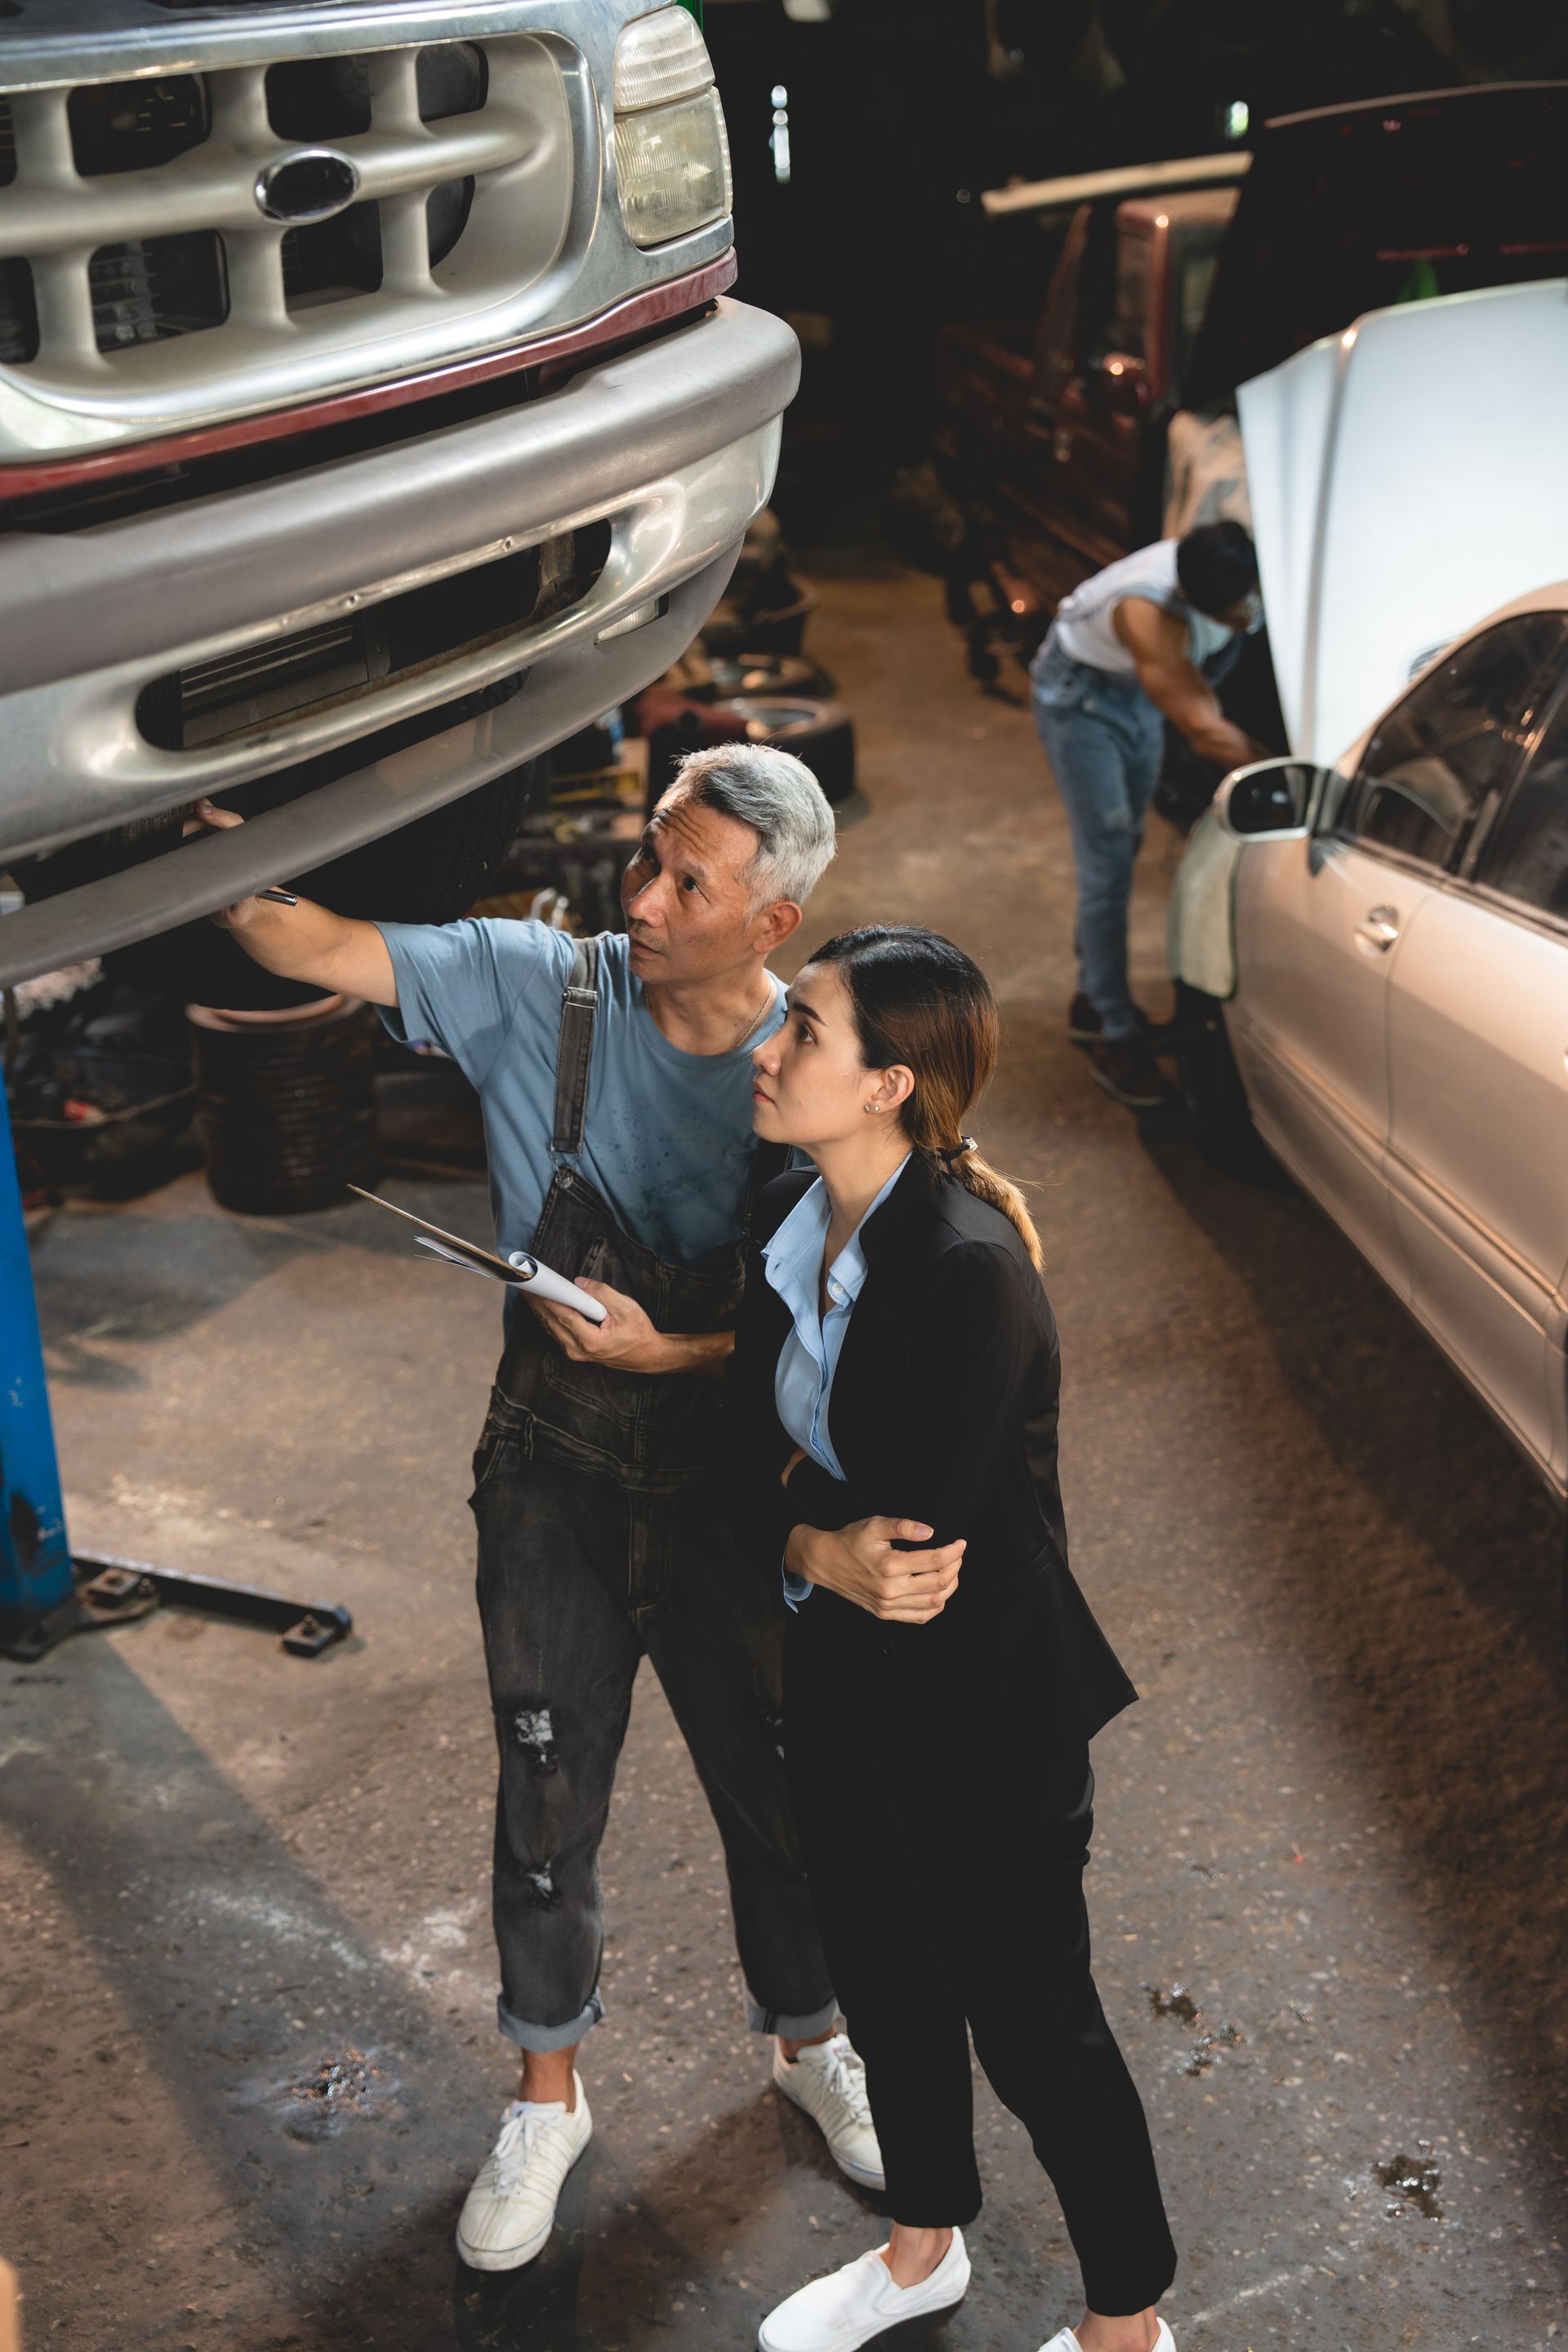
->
[612, 7, 733, 249]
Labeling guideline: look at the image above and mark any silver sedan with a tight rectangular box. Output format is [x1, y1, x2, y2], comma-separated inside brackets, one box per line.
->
[1170, 584, 1568, 1506]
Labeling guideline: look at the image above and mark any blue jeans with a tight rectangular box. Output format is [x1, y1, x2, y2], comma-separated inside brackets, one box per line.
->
[1031, 632, 1165, 1043]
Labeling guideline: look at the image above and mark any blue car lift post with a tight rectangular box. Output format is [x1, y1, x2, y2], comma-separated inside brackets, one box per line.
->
[0, 1080, 351, 1664]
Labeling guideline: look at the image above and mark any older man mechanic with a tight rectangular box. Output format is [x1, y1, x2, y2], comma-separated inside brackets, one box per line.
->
[1031, 519, 1267, 1111]
[194, 748, 944, 2273]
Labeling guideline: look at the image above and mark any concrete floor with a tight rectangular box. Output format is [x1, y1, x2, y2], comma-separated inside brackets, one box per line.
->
[4, 544, 1567, 2352]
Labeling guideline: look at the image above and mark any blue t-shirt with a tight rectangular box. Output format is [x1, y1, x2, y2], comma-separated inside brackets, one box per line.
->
[376, 920, 786, 1276]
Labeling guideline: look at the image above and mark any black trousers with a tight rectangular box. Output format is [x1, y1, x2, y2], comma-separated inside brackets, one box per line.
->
[470, 1441, 837, 2050]
[784, 1588, 1177, 2319]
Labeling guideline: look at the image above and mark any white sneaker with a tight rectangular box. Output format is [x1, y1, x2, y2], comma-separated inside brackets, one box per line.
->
[773, 2034, 886, 2189]
[1039, 2324, 1177, 2352]
[455, 2074, 593, 2271]
[760, 2231, 970, 2352]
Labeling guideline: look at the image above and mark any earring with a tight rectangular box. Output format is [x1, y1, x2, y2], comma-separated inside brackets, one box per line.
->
[863, 1102, 878, 1113]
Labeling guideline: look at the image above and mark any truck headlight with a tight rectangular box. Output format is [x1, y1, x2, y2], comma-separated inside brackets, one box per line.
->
[612, 7, 733, 248]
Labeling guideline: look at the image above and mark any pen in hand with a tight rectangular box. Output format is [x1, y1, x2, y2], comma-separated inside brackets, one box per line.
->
[256, 888, 298, 905]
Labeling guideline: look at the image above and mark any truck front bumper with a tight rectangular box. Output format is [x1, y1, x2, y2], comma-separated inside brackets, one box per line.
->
[0, 295, 800, 987]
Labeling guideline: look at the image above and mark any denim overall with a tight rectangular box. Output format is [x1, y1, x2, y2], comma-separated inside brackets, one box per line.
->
[484, 937, 751, 1493]
[470, 938, 836, 2051]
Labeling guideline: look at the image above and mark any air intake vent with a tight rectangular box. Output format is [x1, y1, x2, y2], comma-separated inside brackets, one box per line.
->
[281, 208, 382, 308]
[265, 56, 372, 142]
[176, 619, 370, 746]
[137, 522, 611, 753]
[0, 94, 16, 188]
[426, 179, 474, 270]
[0, 256, 37, 363]
[68, 75, 209, 176]
[89, 232, 228, 351]
[417, 43, 488, 123]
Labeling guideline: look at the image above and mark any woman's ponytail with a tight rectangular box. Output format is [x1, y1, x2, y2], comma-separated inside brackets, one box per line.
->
[937, 1141, 1045, 1273]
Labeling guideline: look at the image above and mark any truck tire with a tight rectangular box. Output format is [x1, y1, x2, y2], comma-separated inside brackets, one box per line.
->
[1177, 981, 1278, 1183]
[711, 697, 856, 806]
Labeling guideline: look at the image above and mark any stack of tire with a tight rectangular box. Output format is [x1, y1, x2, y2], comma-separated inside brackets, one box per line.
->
[640, 510, 856, 808]
[188, 996, 381, 1216]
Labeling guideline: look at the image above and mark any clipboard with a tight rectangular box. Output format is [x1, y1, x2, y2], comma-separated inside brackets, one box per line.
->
[349, 1187, 609, 1323]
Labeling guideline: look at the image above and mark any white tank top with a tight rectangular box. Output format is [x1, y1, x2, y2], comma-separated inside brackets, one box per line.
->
[1049, 538, 1235, 676]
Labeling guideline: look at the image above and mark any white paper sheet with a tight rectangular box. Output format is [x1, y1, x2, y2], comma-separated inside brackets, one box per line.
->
[504, 1250, 608, 1324]
[350, 1187, 608, 1323]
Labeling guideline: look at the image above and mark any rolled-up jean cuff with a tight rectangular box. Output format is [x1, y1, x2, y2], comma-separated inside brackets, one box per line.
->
[497, 1990, 603, 2052]
[744, 1988, 840, 2038]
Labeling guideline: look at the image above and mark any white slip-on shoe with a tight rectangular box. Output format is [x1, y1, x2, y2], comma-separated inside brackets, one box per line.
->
[455, 2074, 593, 2271]
[760, 2230, 971, 2352]
[1038, 2323, 1177, 2352]
[773, 2034, 886, 2189]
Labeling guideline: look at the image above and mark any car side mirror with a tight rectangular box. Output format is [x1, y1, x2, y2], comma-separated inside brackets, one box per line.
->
[1095, 350, 1146, 414]
[1216, 758, 1327, 838]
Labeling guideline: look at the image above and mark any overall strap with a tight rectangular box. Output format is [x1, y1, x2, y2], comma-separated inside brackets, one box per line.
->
[550, 935, 601, 1157]
[738, 976, 790, 1241]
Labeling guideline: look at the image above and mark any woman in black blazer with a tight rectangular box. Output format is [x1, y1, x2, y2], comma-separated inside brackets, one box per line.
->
[725, 926, 1178, 2352]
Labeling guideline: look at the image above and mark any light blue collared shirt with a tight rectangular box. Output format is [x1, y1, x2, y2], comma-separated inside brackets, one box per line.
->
[762, 1156, 911, 1606]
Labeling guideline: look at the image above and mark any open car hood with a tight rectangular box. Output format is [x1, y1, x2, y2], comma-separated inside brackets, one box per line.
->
[1238, 275, 1568, 762]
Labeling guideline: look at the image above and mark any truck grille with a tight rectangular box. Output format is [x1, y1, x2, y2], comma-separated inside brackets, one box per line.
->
[0, 29, 573, 438]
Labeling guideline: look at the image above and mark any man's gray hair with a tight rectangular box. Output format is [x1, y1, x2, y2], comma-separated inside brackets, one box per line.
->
[672, 742, 837, 908]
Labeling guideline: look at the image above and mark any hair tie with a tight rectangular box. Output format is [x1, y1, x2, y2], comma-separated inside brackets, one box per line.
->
[936, 1136, 978, 1164]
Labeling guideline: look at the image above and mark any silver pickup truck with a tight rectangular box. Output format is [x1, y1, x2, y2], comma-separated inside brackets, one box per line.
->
[0, 0, 798, 998]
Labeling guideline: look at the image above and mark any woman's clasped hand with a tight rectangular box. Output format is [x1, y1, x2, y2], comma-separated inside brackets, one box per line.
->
[782, 1516, 964, 1623]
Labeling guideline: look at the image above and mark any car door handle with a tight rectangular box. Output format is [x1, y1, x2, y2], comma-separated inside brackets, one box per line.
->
[1356, 906, 1401, 951]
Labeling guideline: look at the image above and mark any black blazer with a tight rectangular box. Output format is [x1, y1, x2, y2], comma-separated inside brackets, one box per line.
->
[724, 1155, 1138, 1752]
